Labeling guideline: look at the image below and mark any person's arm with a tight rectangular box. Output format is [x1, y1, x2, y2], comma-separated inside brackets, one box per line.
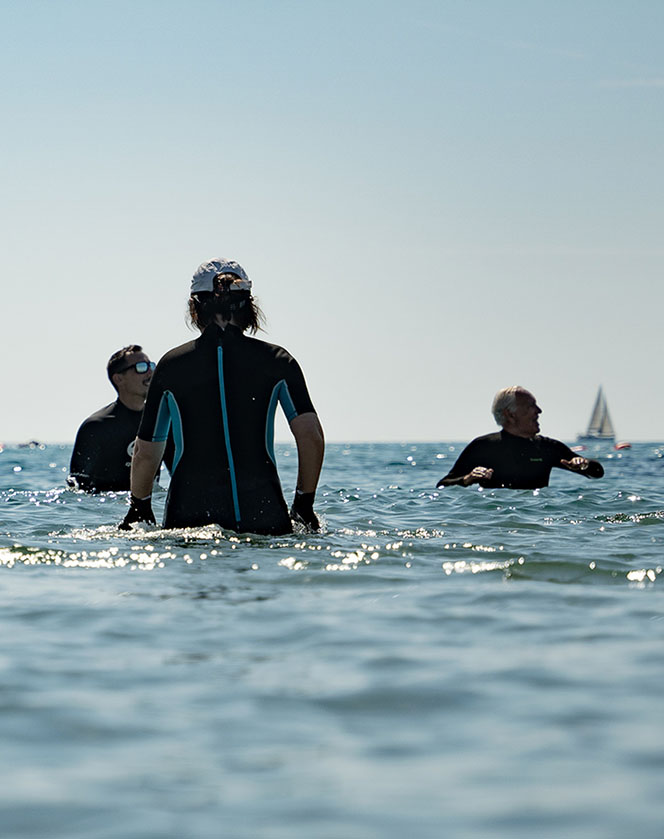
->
[68, 424, 102, 491]
[119, 438, 166, 529]
[131, 438, 166, 497]
[437, 466, 495, 488]
[559, 456, 604, 479]
[290, 412, 324, 529]
[436, 439, 495, 488]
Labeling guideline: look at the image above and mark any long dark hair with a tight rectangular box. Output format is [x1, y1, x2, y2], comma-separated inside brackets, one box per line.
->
[188, 290, 264, 334]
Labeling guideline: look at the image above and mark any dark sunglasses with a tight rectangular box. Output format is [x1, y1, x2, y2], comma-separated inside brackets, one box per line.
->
[115, 361, 155, 375]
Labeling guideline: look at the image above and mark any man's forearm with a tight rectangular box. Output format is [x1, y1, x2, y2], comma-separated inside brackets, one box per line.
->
[291, 413, 324, 493]
[295, 434, 324, 492]
[130, 438, 165, 498]
[560, 456, 605, 480]
[436, 474, 467, 487]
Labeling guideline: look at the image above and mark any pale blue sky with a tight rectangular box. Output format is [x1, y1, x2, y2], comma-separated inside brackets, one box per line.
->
[2, 0, 663, 443]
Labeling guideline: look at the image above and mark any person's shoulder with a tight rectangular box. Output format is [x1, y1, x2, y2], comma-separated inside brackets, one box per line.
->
[158, 337, 199, 365]
[239, 332, 287, 354]
[72, 402, 119, 447]
[78, 401, 118, 427]
[147, 339, 200, 381]
[241, 333, 297, 363]
[453, 431, 501, 456]
[537, 434, 570, 448]
[469, 431, 502, 445]
[535, 435, 574, 456]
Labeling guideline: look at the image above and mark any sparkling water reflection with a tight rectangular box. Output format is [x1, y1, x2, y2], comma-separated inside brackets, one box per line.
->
[0, 442, 663, 838]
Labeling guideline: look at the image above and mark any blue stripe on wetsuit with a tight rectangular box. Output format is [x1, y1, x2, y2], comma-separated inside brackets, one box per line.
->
[265, 379, 298, 466]
[217, 346, 241, 528]
[152, 390, 184, 473]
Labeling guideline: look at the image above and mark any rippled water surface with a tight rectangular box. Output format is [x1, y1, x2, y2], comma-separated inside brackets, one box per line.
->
[1, 441, 663, 838]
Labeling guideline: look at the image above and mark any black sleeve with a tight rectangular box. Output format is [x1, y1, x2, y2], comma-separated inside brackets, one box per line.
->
[68, 423, 102, 491]
[584, 459, 604, 478]
[551, 439, 604, 479]
[138, 368, 168, 442]
[162, 433, 175, 474]
[553, 440, 577, 460]
[280, 355, 316, 420]
[437, 440, 482, 486]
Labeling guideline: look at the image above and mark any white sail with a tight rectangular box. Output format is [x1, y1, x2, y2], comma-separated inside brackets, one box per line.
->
[579, 387, 615, 440]
[586, 390, 605, 434]
[597, 400, 614, 437]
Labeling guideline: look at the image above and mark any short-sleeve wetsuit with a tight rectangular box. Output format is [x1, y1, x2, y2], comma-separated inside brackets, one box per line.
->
[437, 430, 604, 489]
[137, 323, 316, 534]
[68, 400, 142, 492]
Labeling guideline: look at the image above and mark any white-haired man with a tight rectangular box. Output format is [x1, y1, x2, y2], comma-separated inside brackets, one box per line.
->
[437, 386, 604, 489]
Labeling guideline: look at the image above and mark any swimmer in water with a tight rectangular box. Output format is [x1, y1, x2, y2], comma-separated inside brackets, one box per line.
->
[68, 345, 157, 492]
[437, 386, 604, 490]
[120, 257, 324, 534]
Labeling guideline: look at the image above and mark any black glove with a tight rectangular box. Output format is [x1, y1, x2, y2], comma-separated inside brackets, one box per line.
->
[119, 494, 156, 530]
[290, 490, 319, 531]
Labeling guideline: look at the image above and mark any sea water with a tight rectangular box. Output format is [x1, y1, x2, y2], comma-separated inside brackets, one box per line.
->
[0, 441, 663, 839]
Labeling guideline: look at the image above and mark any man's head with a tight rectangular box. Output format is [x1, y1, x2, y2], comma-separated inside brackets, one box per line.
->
[188, 257, 263, 333]
[492, 386, 541, 438]
[106, 345, 155, 408]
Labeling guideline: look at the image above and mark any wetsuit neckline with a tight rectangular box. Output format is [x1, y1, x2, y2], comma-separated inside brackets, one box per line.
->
[115, 398, 144, 416]
[201, 323, 243, 346]
[500, 428, 540, 442]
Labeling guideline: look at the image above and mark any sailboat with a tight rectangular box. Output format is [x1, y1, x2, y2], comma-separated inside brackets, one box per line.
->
[577, 387, 615, 443]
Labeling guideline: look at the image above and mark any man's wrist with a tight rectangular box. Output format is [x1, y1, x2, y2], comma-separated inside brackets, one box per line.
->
[295, 488, 315, 499]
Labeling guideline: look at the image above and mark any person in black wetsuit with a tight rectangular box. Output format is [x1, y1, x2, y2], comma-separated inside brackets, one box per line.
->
[120, 257, 325, 534]
[68, 345, 157, 492]
[437, 386, 604, 489]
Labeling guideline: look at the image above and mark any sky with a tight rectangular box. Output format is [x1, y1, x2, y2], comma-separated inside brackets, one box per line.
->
[2, 0, 663, 443]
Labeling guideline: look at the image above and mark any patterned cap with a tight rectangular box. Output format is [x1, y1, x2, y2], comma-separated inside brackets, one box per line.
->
[191, 258, 252, 294]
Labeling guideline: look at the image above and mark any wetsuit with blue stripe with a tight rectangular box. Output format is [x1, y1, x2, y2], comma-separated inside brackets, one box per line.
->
[137, 323, 316, 534]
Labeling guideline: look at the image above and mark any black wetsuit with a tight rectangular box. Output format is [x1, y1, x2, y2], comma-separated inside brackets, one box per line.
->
[69, 400, 142, 492]
[438, 430, 604, 489]
[138, 323, 316, 534]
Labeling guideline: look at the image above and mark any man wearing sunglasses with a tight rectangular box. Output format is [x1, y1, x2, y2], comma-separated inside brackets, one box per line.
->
[68, 345, 157, 492]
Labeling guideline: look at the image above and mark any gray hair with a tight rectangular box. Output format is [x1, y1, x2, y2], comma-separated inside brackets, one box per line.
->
[491, 385, 527, 427]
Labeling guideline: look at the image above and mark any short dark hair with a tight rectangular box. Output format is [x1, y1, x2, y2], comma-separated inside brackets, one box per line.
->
[188, 288, 264, 334]
[107, 345, 143, 387]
